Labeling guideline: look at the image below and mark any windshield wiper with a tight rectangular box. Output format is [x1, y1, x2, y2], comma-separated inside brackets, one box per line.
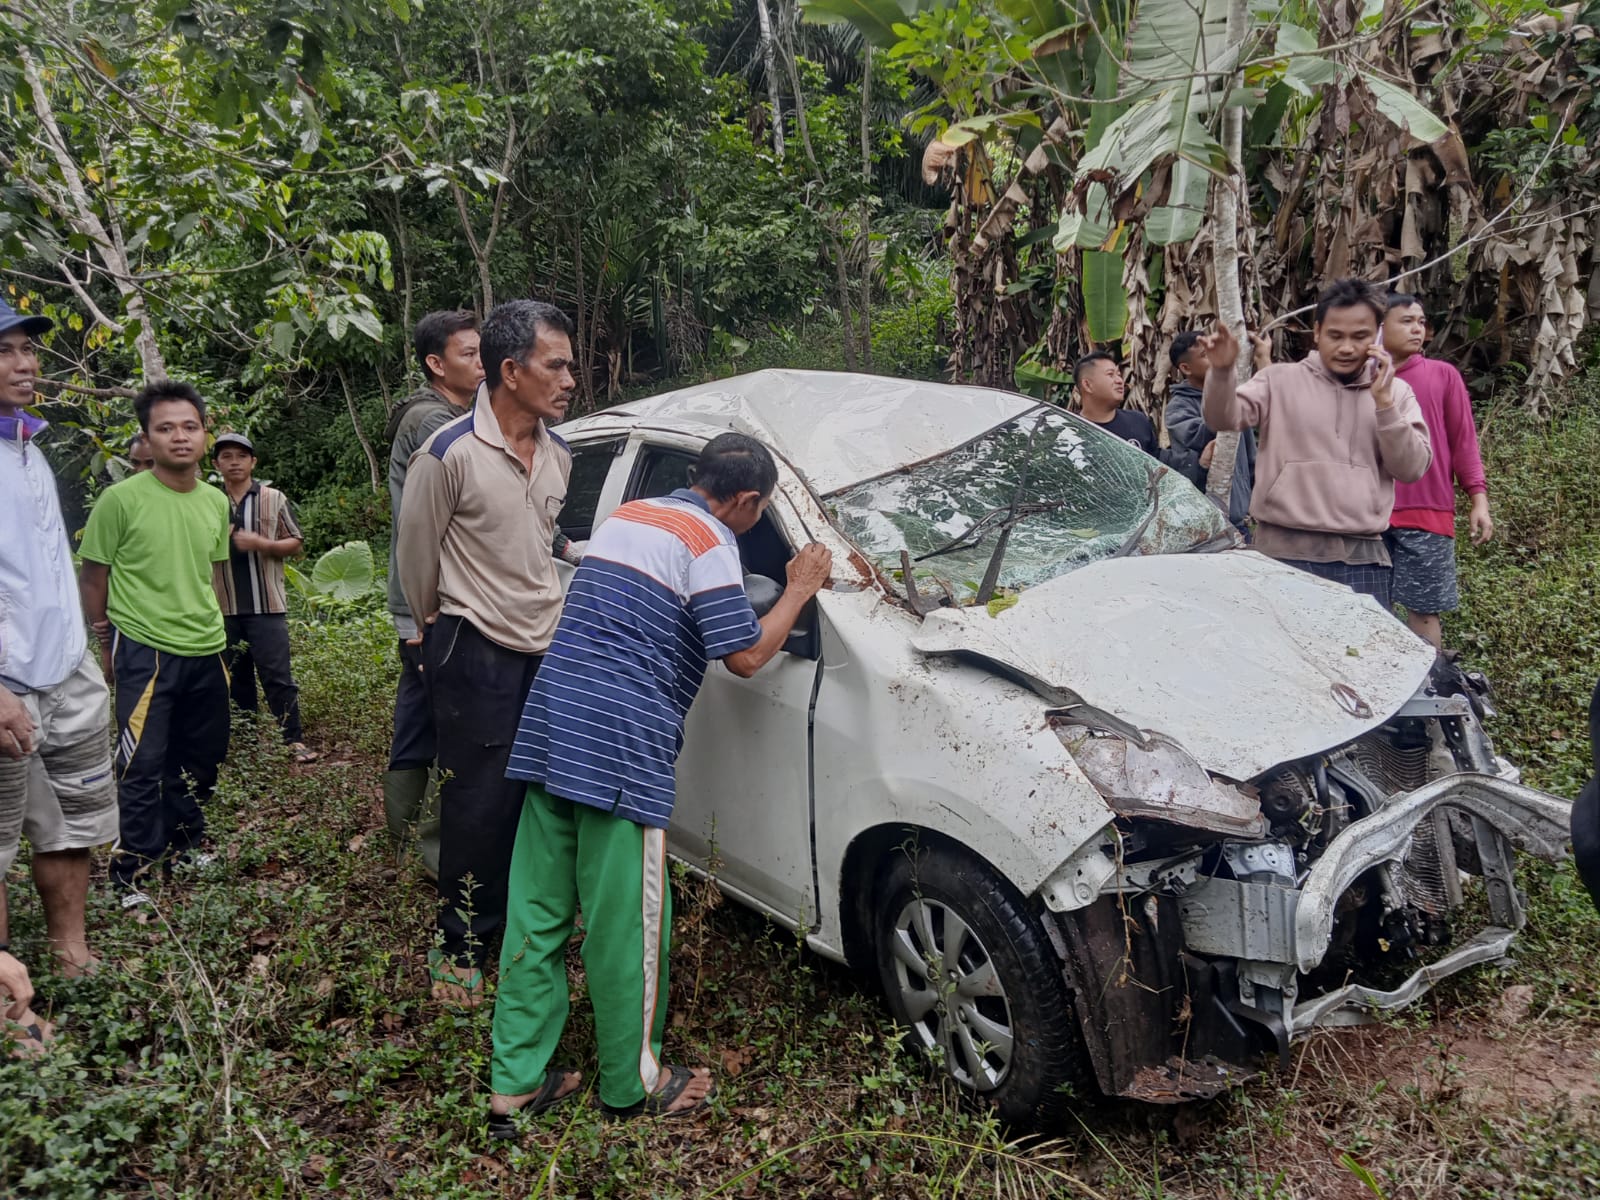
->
[971, 414, 1053, 605]
[914, 499, 1071, 563]
[1112, 464, 1167, 558]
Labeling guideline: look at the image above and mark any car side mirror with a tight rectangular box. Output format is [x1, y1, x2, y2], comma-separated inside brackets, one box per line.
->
[742, 574, 820, 661]
[743, 573, 784, 618]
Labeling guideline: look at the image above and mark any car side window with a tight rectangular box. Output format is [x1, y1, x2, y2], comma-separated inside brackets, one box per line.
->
[630, 447, 696, 500]
[557, 439, 622, 539]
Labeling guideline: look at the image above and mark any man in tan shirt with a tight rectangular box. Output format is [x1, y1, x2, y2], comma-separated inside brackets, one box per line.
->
[397, 299, 574, 1003]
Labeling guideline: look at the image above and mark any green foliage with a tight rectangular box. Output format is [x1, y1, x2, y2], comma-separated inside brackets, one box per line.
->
[309, 539, 378, 602]
[1453, 380, 1600, 800]
[286, 481, 392, 558]
[287, 538, 383, 618]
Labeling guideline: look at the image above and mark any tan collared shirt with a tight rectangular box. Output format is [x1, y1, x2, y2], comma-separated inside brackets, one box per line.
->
[396, 389, 572, 654]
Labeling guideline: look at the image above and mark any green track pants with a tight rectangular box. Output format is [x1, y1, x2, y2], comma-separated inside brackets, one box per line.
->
[490, 783, 672, 1109]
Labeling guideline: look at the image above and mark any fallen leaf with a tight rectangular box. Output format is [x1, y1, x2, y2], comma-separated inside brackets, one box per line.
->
[347, 833, 367, 853]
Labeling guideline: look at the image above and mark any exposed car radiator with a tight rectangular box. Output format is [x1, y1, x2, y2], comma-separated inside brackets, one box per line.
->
[1346, 733, 1431, 795]
[1341, 731, 1456, 917]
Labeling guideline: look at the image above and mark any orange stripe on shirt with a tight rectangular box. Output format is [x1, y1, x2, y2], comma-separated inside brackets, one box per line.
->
[612, 502, 721, 558]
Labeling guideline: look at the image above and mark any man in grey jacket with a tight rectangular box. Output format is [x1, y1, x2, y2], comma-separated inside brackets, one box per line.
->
[1164, 329, 1267, 534]
[383, 310, 483, 875]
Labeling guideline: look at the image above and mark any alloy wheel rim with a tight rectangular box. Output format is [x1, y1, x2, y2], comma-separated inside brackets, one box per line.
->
[888, 896, 1014, 1091]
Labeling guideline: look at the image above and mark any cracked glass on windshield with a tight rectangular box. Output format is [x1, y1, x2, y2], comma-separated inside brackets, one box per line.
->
[827, 405, 1234, 595]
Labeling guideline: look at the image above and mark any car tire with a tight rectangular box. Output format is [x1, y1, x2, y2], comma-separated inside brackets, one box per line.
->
[871, 839, 1094, 1126]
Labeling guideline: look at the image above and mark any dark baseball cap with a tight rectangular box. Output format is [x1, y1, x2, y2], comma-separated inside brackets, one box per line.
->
[213, 432, 256, 456]
[0, 297, 52, 339]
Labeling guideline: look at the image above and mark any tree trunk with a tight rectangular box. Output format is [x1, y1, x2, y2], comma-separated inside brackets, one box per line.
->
[754, 0, 785, 160]
[776, 1, 855, 368]
[1205, 0, 1251, 515]
[19, 49, 166, 379]
[857, 46, 873, 370]
[335, 364, 383, 493]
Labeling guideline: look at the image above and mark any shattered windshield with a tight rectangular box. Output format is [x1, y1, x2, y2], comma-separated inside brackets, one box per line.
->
[827, 405, 1234, 595]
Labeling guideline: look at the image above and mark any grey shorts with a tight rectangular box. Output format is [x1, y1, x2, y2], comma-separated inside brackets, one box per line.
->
[1385, 527, 1460, 614]
[0, 650, 117, 874]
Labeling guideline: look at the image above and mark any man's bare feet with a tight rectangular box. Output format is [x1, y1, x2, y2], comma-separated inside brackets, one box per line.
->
[427, 952, 484, 1008]
[52, 943, 101, 980]
[4, 1010, 55, 1059]
[657, 1066, 713, 1113]
[601, 1064, 717, 1120]
[490, 1069, 583, 1117]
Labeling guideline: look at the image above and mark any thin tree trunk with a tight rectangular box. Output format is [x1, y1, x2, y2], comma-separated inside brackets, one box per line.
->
[1205, 0, 1251, 514]
[450, 181, 496, 311]
[19, 49, 166, 378]
[335, 364, 383, 493]
[776, 2, 855, 369]
[857, 46, 873, 370]
[754, 0, 785, 160]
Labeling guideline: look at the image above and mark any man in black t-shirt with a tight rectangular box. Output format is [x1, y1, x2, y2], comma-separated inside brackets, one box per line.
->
[1073, 353, 1204, 487]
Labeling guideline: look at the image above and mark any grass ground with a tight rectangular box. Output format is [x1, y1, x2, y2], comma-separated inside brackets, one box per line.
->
[3, 387, 1599, 1199]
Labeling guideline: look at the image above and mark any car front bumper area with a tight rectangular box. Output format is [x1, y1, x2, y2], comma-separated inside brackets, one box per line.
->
[1286, 772, 1572, 1031]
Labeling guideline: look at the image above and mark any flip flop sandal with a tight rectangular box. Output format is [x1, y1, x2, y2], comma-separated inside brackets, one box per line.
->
[600, 1064, 716, 1122]
[426, 949, 484, 1005]
[5, 1019, 52, 1059]
[487, 1068, 582, 1140]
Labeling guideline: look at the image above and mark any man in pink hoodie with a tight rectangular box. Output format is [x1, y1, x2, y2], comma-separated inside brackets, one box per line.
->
[1201, 279, 1433, 607]
[1380, 293, 1493, 648]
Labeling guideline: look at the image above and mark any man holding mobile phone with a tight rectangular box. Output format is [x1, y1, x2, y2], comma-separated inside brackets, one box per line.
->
[1200, 278, 1433, 607]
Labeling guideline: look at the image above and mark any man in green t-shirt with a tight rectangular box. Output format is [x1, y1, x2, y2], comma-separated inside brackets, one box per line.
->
[80, 380, 232, 895]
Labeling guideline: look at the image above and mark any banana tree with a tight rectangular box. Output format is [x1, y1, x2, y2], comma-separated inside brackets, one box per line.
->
[804, 0, 1448, 388]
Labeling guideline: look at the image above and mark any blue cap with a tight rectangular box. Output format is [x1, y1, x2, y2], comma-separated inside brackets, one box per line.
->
[0, 297, 52, 339]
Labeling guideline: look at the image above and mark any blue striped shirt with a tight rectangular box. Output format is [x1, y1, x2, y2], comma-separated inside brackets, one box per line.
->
[507, 489, 763, 828]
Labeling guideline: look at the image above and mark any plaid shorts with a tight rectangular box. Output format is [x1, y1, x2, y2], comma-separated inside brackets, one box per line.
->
[0, 650, 117, 875]
[1384, 527, 1460, 614]
[1277, 558, 1394, 610]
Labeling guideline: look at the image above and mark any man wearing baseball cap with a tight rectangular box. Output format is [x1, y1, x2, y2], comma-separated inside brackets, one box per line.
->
[211, 433, 315, 762]
[0, 298, 119, 1041]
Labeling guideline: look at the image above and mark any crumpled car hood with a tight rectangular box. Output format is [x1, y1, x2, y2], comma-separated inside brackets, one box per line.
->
[910, 550, 1436, 780]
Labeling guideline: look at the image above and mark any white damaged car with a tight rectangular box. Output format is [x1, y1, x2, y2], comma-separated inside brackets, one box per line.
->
[552, 369, 1573, 1123]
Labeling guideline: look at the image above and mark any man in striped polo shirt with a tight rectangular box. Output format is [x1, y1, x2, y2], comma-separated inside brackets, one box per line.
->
[212, 433, 313, 762]
[487, 433, 831, 1128]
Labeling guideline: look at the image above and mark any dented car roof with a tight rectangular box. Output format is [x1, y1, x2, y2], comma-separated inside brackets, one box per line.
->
[565, 368, 1034, 496]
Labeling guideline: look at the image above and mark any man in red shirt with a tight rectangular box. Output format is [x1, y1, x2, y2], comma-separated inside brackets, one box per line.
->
[1381, 294, 1493, 647]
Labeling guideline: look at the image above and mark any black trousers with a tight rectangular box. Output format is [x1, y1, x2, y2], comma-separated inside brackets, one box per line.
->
[424, 614, 542, 967]
[111, 632, 231, 888]
[223, 613, 304, 743]
[388, 637, 435, 771]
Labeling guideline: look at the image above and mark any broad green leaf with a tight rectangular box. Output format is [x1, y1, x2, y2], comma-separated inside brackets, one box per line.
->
[311, 541, 375, 602]
[284, 563, 315, 601]
[1014, 353, 1075, 397]
[1146, 152, 1207, 245]
[996, 0, 1070, 39]
[1275, 24, 1319, 57]
[1283, 54, 1340, 95]
[800, 0, 912, 49]
[1358, 71, 1449, 142]
[1082, 250, 1127, 344]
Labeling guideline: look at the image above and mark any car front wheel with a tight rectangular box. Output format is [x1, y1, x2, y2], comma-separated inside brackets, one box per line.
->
[871, 839, 1093, 1125]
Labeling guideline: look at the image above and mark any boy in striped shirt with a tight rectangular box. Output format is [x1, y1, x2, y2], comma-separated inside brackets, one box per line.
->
[488, 433, 831, 1128]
